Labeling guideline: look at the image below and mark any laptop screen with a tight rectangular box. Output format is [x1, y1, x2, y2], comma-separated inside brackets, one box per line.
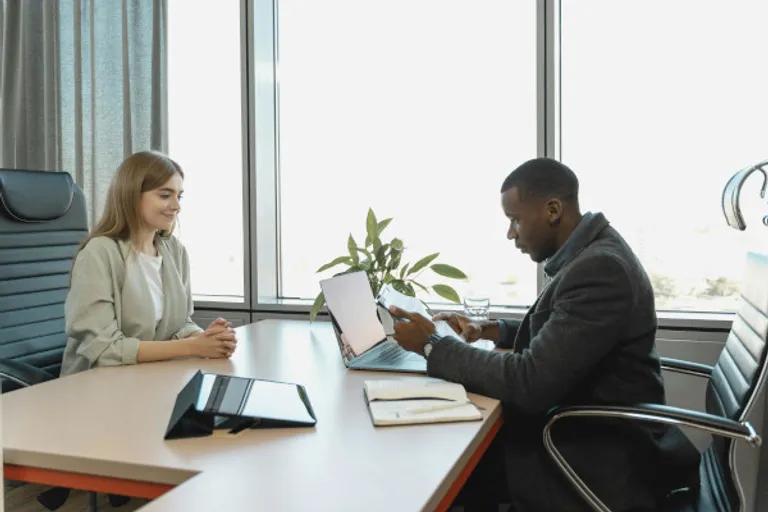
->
[320, 271, 386, 357]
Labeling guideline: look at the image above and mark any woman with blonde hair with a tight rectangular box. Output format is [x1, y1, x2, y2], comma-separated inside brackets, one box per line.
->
[61, 151, 236, 374]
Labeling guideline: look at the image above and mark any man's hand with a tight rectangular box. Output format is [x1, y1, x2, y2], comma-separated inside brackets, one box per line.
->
[432, 312, 484, 342]
[388, 306, 436, 356]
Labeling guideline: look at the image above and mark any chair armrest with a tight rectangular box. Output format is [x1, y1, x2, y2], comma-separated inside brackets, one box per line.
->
[542, 403, 760, 512]
[546, 403, 759, 446]
[0, 359, 54, 391]
[660, 357, 714, 378]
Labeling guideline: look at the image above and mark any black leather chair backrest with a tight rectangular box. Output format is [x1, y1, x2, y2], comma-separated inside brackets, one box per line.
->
[703, 251, 768, 511]
[0, 169, 88, 378]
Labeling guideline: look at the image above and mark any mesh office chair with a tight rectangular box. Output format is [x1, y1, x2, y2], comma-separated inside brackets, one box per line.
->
[542, 167, 768, 512]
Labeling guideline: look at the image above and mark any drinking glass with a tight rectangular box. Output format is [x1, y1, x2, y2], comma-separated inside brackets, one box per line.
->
[463, 297, 490, 321]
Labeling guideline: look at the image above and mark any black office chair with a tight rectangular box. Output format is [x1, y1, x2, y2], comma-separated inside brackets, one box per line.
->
[543, 165, 768, 512]
[543, 251, 766, 512]
[0, 168, 88, 389]
[0, 168, 99, 510]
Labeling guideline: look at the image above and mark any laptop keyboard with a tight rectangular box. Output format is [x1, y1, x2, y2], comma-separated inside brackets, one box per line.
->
[375, 342, 412, 363]
[351, 339, 426, 372]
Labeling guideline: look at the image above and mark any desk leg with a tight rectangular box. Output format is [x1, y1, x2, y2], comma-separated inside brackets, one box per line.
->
[435, 416, 504, 512]
[4, 465, 174, 499]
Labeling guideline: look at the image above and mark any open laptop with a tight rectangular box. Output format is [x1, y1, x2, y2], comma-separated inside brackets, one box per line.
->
[320, 271, 427, 373]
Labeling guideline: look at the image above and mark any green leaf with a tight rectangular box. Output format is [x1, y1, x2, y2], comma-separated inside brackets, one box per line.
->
[390, 238, 404, 251]
[309, 292, 325, 321]
[390, 280, 416, 297]
[408, 253, 440, 275]
[430, 263, 467, 280]
[366, 208, 378, 242]
[368, 275, 380, 296]
[375, 243, 389, 267]
[389, 251, 401, 271]
[391, 279, 407, 294]
[399, 263, 411, 279]
[377, 218, 392, 235]
[409, 280, 429, 293]
[316, 256, 352, 273]
[347, 234, 359, 265]
[432, 284, 460, 303]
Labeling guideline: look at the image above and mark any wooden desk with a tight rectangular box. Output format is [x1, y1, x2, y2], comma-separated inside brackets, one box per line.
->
[3, 320, 502, 511]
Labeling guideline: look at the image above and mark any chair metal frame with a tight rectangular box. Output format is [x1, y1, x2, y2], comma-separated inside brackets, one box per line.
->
[543, 334, 768, 512]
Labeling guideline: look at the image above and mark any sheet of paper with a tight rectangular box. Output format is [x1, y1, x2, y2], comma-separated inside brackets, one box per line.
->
[378, 284, 465, 341]
[378, 284, 431, 319]
[434, 320, 462, 340]
[320, 271, 386, 356]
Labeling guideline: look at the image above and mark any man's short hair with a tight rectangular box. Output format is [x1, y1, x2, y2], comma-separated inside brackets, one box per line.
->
[500, 158, 579, 202]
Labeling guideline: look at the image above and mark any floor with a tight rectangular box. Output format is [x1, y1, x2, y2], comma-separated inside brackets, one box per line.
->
[5, 482, 148, 512]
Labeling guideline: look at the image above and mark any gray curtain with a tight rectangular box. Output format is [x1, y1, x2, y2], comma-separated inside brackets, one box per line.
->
[0, 0, 167, 222]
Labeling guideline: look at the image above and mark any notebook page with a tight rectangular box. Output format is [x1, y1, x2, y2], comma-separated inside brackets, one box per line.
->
[364, 378, 468, 401]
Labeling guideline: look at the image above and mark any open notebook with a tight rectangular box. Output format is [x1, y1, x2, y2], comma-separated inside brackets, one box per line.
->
[363, 378, 482, 426]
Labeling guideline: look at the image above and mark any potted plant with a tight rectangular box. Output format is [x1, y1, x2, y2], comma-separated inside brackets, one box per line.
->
[310, 208, 467, 321]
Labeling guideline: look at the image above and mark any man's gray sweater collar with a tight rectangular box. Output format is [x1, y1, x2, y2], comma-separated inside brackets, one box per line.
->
[543, 212, 609, 277]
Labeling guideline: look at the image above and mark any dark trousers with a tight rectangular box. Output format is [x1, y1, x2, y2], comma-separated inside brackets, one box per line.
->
[452, 425, 662, 512]
[452, 434, 510, 512]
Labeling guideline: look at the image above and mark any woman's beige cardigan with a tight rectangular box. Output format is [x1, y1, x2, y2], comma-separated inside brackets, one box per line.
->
[61, 235, 203, 375]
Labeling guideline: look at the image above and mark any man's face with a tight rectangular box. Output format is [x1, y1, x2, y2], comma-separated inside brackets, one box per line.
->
[501, 187, 556, 263]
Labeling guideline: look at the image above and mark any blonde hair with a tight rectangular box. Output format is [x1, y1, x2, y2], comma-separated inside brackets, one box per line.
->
[80, 151, 184, 251]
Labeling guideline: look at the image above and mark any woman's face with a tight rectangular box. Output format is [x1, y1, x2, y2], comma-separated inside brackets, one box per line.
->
[139, 173, 184, 233]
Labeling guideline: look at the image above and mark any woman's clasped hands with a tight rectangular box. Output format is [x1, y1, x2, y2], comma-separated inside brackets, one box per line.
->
[188, 317, 238, 358]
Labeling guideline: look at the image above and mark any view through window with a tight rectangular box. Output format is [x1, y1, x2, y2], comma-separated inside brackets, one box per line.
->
[277, 0, 538, 307]
[167, 0, 245, 302]
[561, 0, 768, 312]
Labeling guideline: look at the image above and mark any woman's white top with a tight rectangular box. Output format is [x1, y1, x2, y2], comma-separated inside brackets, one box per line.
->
[136, 251, 164, 323]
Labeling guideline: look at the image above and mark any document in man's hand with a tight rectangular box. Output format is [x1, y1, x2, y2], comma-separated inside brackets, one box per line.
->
[363, 378, 482, 426]
[377, 284, 465, 341]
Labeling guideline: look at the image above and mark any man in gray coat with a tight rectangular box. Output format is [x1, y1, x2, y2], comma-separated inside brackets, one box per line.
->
[390, 158, 698, 511]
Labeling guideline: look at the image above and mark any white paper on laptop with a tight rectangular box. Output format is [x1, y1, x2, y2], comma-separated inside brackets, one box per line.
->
[320, 271, 386, 357]
[377, 284, 465, 341]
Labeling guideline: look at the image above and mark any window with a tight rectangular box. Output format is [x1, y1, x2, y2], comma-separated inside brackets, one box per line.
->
[167, 0, 246, 303]
[561, 0, 768, 312]
[276, 0, 538, 307]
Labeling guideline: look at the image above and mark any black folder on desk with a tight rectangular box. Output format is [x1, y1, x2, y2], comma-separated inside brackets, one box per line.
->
[164, 371, 316, 439]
